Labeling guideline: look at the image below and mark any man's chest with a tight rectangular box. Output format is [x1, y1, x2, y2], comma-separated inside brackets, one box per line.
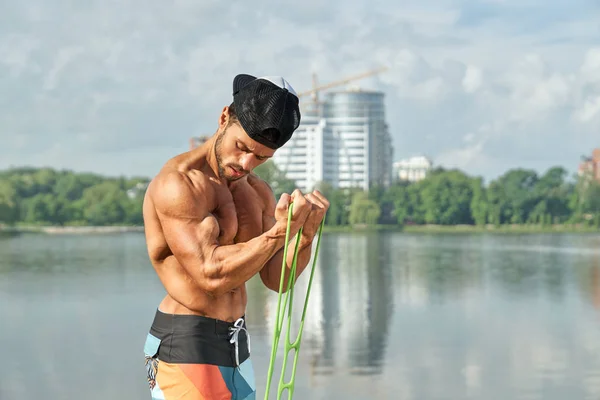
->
[211, 180, 266, 244]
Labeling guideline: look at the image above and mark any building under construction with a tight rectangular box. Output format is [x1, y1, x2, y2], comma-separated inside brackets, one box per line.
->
[189, 68, 394, 192]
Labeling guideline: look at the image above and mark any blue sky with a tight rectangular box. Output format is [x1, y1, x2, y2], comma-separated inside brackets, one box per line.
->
[1, 0, 599, 183]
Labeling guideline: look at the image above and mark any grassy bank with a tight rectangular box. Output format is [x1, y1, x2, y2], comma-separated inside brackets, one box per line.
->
[322, 224, 600, 234]
[2, 223, 599, 236]
[0, 224, 144, 235]
[403, 224, 599, 234]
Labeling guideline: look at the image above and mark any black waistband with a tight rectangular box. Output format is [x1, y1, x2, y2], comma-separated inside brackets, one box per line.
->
[150, 309, 246, 335]
[148, 309, 250, 366]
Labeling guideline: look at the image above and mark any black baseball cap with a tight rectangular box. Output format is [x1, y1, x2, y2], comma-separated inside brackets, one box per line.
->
[232, 74, 301, 149]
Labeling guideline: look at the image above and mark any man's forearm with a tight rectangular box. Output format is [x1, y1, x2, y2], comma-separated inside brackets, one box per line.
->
[261, 233, 315, 292]
[200, 221, 290, 296]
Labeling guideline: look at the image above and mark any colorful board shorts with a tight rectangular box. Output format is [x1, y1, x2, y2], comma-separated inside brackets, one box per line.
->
[143, 309, 255, 400]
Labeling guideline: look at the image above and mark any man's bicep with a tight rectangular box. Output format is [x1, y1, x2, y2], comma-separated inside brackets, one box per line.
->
[152, 172, 218, 269]
[158, 210, 219, 264]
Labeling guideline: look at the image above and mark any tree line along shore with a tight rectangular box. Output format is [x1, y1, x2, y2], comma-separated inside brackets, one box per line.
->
[1, 162, 599, 235]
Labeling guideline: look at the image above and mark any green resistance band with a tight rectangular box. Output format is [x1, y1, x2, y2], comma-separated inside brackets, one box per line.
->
[264, 202, 325, 400]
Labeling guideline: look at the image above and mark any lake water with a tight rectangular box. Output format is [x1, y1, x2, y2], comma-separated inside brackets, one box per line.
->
[1, 231, 600, 400]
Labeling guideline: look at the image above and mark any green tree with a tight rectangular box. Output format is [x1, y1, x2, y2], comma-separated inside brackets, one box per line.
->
[373, 183, 397, 224]
[581, 180, 600, 225]
[21, 194, 52, 224]
[313, 182, 339, 226]
[0, 163, 595, 230]
[419, 170, 474, 225]
[529, 167, 572, 224]
[501, 169, 538, 223]
[0, 179, 18, 224]
[253, 160, 297, 199]
[349, 191, 381, 225]
[470, 177, 488, 226]
[54, 173, 87, 201]
[391, 182, 425, 225]
[80, 182, 129, 225]
[486, 169, 538, 224]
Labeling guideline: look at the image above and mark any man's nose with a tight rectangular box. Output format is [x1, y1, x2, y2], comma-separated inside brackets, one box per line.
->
[240, 154, 253, 171]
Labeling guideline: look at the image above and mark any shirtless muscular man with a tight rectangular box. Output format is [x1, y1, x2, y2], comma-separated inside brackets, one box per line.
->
[141, 74, 329, 400]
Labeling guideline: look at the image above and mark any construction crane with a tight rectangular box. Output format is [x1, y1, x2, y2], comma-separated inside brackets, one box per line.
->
[297, 66, 388, 103]
[188, 66, 388, 149]
[295, 66, 388, 117]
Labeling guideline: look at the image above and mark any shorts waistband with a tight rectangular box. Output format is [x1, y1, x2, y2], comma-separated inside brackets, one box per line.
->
[146, 309, 251, 367]
[150, 309, 246, 334]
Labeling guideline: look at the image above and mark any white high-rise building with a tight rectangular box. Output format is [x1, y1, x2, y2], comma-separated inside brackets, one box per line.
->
[273, 89, 393, 192]
[270, 115, 325, 192]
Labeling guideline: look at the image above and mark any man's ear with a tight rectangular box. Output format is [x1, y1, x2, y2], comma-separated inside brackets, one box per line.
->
[219, 106, 229, 126]
[219, 105, 236, 129]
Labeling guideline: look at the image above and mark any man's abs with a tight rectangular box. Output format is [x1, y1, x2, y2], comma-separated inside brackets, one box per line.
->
[151, 253, 249, 322]
[158, 290, 248, 323]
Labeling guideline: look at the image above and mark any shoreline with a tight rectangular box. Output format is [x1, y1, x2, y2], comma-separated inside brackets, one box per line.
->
[0, 225, 145, 235]
[325, 224, 600, 234]
[1, 224, 598, 235]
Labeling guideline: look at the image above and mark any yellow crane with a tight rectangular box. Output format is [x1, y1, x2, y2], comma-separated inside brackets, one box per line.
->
[296, 66, 388, 116]
[298, 66, 388, 105]
[189, 67, 388, 149]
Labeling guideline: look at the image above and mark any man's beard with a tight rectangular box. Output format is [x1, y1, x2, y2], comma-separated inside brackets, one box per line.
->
[214, 130, 246, 181]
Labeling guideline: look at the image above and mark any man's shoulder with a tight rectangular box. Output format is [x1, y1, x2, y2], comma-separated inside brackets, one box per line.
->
[149, 167, 210, 216]
[247, 173, 276, 206]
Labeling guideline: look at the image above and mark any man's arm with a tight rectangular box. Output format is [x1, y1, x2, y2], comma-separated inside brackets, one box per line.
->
[260, 212, 316, 293]
[150, 171, 310, 298]
[258, 184, 329, 293]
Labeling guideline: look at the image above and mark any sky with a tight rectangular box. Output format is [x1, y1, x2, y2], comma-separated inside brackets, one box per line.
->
[1, 0, 599, 183]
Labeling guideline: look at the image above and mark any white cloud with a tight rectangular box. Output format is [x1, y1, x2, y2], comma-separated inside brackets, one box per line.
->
[463, 133, 476, 143]
[0, 34, 40, 77]
[43, 46, 84, 91]
[462, 65, 483, 93]
[581, 47, 600, 81]
[436, 121, 505, 173]
[574, 96, 600, 123]
[0, 0, 599, 182]
[436, 139, 488, 171]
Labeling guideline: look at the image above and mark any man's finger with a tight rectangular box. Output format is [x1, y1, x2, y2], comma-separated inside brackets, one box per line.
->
[311, 190, 329, 206]
[280, 193, 291, 202]
[306, 193, 325, 208]
[291, 189, 304, 199]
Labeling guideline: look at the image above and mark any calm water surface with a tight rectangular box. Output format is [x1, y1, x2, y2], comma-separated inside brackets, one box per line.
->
[1, 231, 600, 400]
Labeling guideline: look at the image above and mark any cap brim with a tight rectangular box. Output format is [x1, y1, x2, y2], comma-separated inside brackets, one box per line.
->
[233, 74, 257, 95]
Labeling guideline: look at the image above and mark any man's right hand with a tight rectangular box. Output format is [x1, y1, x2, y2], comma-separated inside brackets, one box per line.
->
[275, 189, 312, 237]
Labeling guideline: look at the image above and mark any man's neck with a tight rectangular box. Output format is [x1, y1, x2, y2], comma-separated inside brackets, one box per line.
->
[202, 134, 222, 181]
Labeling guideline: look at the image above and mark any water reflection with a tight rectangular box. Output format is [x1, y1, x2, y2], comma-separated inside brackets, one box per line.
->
[2, 232, 600, 399]
[247, 232, 600, 399]
[254, 233, 395, 380]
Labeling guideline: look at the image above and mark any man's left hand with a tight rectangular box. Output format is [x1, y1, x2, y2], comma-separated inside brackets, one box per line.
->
[301, 190, 330, 239]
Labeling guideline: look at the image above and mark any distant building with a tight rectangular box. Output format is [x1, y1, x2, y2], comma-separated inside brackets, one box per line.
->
[393, 156, 432, 183]
[272, 89, 394, 192]
[270, 116, 325, 192]
[578, 148, 600, 182]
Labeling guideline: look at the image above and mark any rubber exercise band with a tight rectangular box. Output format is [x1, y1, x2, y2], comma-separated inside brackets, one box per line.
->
[264, 202, 325, 400]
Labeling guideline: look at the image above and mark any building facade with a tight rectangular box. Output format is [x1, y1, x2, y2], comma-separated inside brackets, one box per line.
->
[269, 116, 326, 192]
[578, 148, 600, 182]
[393, 156, 433, 183]
[272, 90, 394, 192]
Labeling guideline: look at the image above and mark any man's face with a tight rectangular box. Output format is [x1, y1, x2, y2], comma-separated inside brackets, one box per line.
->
[214, 122, 276, 181]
